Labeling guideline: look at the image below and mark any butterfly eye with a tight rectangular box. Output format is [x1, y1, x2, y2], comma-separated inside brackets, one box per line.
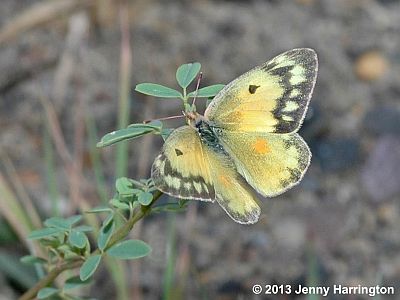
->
[248, 85, 260, 94]
[175, 149, 183, 156]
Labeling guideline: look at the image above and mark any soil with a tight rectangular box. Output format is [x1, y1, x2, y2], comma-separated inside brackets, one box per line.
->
[1, 0, 400, 299]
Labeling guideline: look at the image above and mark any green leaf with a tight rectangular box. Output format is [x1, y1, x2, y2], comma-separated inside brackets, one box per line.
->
[64, 276, 92, 291]
[73, 225, 94, 232]
[66, 215, 82, 226]
[176, 62, 201, 88]
[98, 220, 115, 251]
[20, 255, 47, 265]
[184, 102, 192, 113]
[116, 177, 136, 196]
[127, 120, 163, 131]
[137, 192, 153, 206]
[97, 127, 155, 148]
[68, 230, 88, 249]
[57, 244, 77, 258]
[44, 217, 71, 231]
[80, 255, 102, 281]
[110, 198, 130, 209]
[188, 84, 225, 98]
[135, 83, 182, 98]
[37, 287, 59, 299]
[161, 128, 173, 141]
[106, 240, 151, 260]
[103, 213, 114, 228]
[151, 203, 187, 214]
[28, 227, 64, 240]
[179, 199, 189, 208]
[86, 206, 113, 214]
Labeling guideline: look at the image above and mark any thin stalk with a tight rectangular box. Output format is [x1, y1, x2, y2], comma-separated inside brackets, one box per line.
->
[85, 115, 108, 203]
[115, 2, 132, 178]
[163, 213, 177, 300]
[44, 126, 60, 216]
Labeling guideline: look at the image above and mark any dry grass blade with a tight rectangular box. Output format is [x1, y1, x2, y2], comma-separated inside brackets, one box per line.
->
[0, 0, 95, 45]
[0, 153, 42, 229]
[0, 172, 33, 247]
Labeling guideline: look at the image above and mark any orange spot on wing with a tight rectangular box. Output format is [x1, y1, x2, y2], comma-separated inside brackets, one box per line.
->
[253, 138, 270, 154]
[219, 175, 231, 187]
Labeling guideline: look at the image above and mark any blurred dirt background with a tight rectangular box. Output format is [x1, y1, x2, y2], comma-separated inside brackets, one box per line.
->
[1, 0, 400, 299]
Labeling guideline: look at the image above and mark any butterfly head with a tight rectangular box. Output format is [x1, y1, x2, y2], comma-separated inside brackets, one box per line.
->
[184, 111, 206, 127]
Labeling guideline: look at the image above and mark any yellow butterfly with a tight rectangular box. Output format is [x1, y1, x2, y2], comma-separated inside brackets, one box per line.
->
[151, 48, 318, 224]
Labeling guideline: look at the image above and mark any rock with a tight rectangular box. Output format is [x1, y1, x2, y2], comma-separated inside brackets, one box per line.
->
[361, 136, 400, 202]
[363, 106, 400, 136]
[314, 138, 360, 172]
[272, 218, 306, 251]
[354, 51, 389, 81]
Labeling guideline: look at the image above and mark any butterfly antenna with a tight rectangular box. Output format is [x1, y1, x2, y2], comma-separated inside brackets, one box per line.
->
[143, 114, 185, 124]
[191, 71, 203, 107]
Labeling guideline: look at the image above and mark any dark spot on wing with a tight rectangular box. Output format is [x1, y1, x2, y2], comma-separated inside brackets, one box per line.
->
[175, 148, 183, 156]
[248, 85, 260, 94]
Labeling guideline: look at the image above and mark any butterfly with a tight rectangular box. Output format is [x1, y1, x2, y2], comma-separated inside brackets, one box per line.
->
[151, 48, 318, 224]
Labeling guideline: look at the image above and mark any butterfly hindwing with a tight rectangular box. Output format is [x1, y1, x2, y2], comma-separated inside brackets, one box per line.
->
[151, 125, 261, 224]
[215, 129, 311, 197]
[151, 126, 215, 201]
[203, 140, 261, 224]
[205, 48, 318, 133]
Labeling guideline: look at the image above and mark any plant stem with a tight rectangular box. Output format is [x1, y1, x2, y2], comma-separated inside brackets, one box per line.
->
[19, 260, 82, 300]
[19, 190, 163, 300]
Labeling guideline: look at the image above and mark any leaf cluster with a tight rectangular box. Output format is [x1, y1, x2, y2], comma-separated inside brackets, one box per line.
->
[23, 62, 220, 300]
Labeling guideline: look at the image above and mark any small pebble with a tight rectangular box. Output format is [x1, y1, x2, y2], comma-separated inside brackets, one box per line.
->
[354, 51, 389, 81]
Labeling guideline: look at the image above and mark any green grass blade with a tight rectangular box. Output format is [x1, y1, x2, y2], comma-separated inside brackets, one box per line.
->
[163, 213, 177, 300]
[0, 251, 37, 289]
[85, 115, 108, 203]
[44, 126, 60, 216]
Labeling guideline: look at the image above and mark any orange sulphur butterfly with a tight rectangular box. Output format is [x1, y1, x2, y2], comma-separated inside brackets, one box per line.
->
[151, 48, 318, 224]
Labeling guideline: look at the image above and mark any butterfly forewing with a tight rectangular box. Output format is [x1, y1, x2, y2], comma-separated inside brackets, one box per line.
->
[205, 48, 318, 134]
[151, 126, 215, 201]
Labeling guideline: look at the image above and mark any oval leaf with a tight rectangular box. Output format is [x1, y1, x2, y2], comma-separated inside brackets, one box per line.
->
[110, 198, 130, 210]
[44, 217, 71, 231]
[135, 83, 182, 98]
[97, 127, 155, 148]
[127, 120, 163, 131]
[68, 230, 88, 249]
[116, 177, 135, 196]
[106, 239, 151, 260]
[98, 220, 115, 251]
[86, 206, 113, 214]
[64, 275, 92, 291]
[37, 287, 59, 299]
[138, 192, 153, 206]
[73, 225, 94, 232]
[80, 255, 102, 281]
[66, 215, 82, 226]
[161, 128, 173, 141]
[188, 84, 225, 98]
[28, 227, 64, 240]
[176, 62, 201, 88]
[20, 255, 47, 265]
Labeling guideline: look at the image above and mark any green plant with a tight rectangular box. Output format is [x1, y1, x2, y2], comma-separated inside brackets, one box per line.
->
[19, 62, 223, 300]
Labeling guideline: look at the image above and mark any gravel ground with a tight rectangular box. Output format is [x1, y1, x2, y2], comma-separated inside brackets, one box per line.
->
[1, 0, 400, 299]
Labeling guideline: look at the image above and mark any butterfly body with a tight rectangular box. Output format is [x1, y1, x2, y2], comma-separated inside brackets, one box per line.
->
[152, 49, 318, 224]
